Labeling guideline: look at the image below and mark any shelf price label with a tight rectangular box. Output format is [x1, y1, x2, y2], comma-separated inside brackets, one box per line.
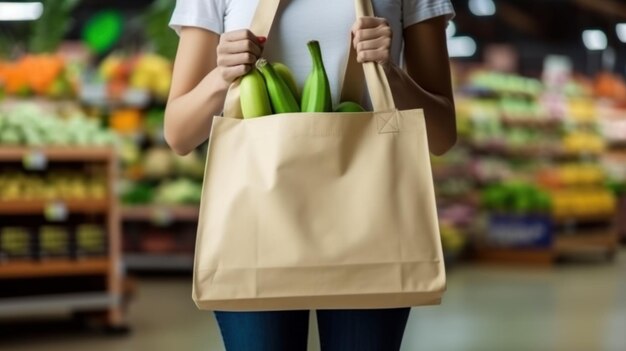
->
[44, 202, 69, 222]
[22, 150, 48, 171]
[151, 208, 174, 227]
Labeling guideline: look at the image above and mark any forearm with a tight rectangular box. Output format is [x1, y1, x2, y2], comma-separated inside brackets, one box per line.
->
[410, 82, 457, 156]
[164, 69, 229, 155]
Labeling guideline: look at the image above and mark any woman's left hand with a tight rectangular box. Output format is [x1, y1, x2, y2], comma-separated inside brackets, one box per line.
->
[351, 17, 392, 65]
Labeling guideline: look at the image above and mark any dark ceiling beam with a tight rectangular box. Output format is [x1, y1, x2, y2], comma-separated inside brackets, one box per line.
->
[574, 0, 626, 20]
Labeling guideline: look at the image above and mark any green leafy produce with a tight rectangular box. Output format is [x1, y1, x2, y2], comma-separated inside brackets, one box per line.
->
[154, 179, 202, 205]
[121, 182, 154, 205]
[143, 0, 179, 60]
[0, 103, 118, 146]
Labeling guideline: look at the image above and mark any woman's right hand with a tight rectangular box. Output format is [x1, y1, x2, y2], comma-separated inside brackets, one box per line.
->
[216, 30, 265, 86]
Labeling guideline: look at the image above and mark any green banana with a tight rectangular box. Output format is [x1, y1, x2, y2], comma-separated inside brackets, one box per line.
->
[301, 40, 332, 113]
[272, 62, 299, 100]
[334, 101, 366, 112]
[240, 68, 272, 119]
[256, 58, 300, 114]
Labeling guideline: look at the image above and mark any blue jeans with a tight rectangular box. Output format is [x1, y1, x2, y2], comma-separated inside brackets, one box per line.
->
[214, 307, 411, 351]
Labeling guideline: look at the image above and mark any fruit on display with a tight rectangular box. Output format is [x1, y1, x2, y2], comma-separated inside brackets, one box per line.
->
[567, 98, 596, 123]
[334, 101, 366, 112]
[301, 40, 332, 113]
[39, 226, 70, 257]
[99, 52, 173, 101]
[550, 189, 616, 219]
[562, 131, 604, 154]
[240, 68, 272, 119]
[143, 147, 176, 179]
[0, 103, 118, 146]
[0, 227, 32, 259]
[537, 164, 605, 188]
[110, 108, 143, 134]
[0, 172, 107, 202]
[76, 225, 107, 256]
[0, 55, 76, 98]
[130, 53, 173, 100]
[255, 58, 300, 114]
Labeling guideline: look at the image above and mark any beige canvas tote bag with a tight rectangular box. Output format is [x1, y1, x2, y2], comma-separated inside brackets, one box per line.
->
[192, 0, 446, 311]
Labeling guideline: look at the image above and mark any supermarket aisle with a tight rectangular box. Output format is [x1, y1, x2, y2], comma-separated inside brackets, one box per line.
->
[1, 250, 625, 351]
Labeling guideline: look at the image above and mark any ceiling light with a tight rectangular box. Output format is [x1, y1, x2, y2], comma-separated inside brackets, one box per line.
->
[582, 30, 607, 51]
[448, 36, 477, 58]
[617, 24, 626, 43]
[446, 21, 457, 38]
[0, 2, 43, 21]
[469, 0, 496, 17]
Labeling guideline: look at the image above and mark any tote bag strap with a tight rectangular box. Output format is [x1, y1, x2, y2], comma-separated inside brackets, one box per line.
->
[223, 0, 282, 118]
[340, 0, 397, 111]
[223, 0, 397, 117]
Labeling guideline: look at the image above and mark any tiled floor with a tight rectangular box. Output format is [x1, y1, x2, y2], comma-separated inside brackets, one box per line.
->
[1, 250, 625, 351]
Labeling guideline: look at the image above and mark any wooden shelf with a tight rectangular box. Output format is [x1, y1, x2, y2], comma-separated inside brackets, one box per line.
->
[0, 259, 110, 279]
[555, 230, 618, 255]
[0, 147, 114, 162]
[121, 205, 199, 222]
[470, 143, 601, 160]
[553, 214, 615, 226]
[501, 117, 561, 128]
[474, 247, 554, 266]
[0, 199, 109, 215]
[125, 253, 193, 271]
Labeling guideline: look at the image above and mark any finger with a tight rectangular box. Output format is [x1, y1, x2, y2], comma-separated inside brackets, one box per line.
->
[217, 52, 258, 67]
[219, 39, 262, 57]
[352, 16, 388, 32]
[353, 26, 392, 45]
[357, 49, 390, 64]
[356, 36, 391, 52]
[224, 29, 259, 43]
[221, 64, 253, 82]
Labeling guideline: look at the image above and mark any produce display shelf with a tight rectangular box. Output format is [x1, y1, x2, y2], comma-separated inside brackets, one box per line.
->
[0, 292, 119, 318]
[555, 230, 618, 256]
[0, 259, 110, 279]
[553, 214, 615, 226]
[474, 247, 554, 266]
[0, 199, 109, 214]
[501, 117, 561, 128]
[121, 205, 199, 222]
[125, 253, 194, 271]
[0, 147, 114, 162]
[470, 144, 601, 160]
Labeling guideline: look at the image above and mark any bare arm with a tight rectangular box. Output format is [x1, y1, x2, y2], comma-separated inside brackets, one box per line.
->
[164, 27, 263, 155]
[403, 16, 457, 155]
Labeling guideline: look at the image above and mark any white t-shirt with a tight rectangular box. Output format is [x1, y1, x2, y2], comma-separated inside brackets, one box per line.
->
[170, 0, 455, 106]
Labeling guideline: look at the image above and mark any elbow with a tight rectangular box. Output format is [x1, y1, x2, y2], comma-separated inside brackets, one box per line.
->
[164, 131, 194, 156]
[163, 120, 193, 156]
[430, 132, 457, 156]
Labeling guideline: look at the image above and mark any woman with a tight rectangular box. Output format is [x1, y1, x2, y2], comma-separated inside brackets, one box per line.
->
[166, 0, 456, 350]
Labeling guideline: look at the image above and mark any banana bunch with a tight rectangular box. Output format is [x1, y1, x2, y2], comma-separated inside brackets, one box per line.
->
[239, 40, 366, 119]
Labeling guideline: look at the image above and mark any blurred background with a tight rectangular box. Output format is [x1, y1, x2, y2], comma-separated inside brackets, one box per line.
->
[0, 0, 625, 350]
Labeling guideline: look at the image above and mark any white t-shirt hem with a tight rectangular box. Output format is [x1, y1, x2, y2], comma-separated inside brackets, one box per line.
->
[169, 14, 224, 36]
[403, 3, 455, 28]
